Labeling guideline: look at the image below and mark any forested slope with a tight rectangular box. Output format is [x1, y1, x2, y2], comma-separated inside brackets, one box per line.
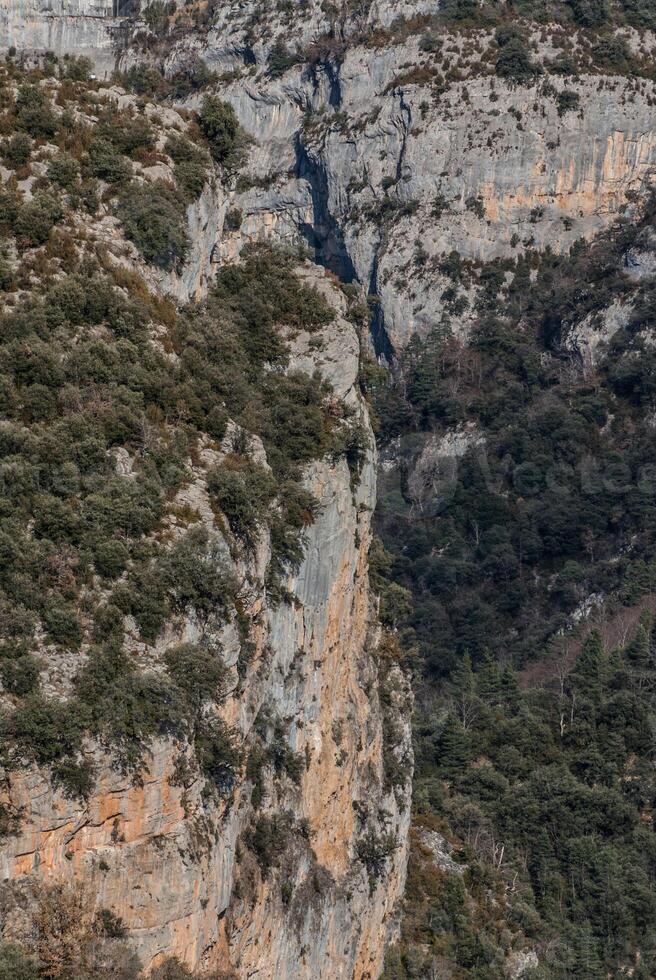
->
[2, 1, 656, 978]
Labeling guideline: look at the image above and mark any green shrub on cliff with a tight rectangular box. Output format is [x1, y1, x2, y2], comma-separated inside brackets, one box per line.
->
[0, 237, 345, 799]
[495, 26, 540, 83]
[47, 151, 80, 189]
[2, 132, 32, 168]
[0, 944, 39, 980]
[208, 463, 277, 548]
[164, 643, 229, 712]
[15, 84, 58, 138]
[0, 64, 361, 856]
[198, 95, 251, 172]
[116, 181, 189, 269]
[13, 193, 63, 248]
[88, 137, 132, 183]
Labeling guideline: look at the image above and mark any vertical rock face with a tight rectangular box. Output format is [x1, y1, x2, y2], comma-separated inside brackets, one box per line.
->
[6, 3, 656, 350]
[0, 0, 121, 76]
[0, 269, 412, 978]
[8, 3, 655, 976]
[212, 62, 656, 349]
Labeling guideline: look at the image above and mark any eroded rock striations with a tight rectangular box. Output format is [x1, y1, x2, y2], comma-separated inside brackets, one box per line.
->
[4, 2, 656, 977]
[0, 262, 412, 977]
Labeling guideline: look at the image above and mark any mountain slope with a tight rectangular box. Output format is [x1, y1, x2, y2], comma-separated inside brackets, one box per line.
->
[0, 60, 411, 978]
[3, 2, 656, 978]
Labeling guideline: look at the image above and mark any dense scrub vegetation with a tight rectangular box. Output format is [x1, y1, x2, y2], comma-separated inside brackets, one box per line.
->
[374, 190, 656, 975]
[439, 0, 656, 30]
[0, 58, 357, 808]
[0, 56, 246, 270]
[385, 618, 656, 978]
[4, 14, 656, 975]
[0, 239, 344, 797]
[374, 199, 656, 675]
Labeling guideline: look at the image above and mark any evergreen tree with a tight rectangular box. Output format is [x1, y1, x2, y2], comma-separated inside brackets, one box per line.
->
[625, 615, 651, 668]
[570, 630, 604, 700]
[528, 827, 555, 902]
[451, 652, 475, 699]
[438, 713, 472, 777]
[605, 644, 625, 688]
[625, 614, 654, 693]
[623, 558, 655, 601]
[500, 664, 521, 712]
[573, 924, 603, 980]
[476, 651, 502, 704]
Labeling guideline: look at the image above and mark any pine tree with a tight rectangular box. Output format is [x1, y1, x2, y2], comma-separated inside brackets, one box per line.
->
[500, 664, 521, 712]
[476, 651, 502, 705]
[438, 713, 471, 777]
[528, 827, 555, 902]
[625, 617, 651, 669]
[570, 629, 604, 699]
[624, 558, 653, 602]
[604, 644, 628, 691]
[451, 652, 475, 699]
[625, 614, 655, 694]
[573, 924, 603, 980]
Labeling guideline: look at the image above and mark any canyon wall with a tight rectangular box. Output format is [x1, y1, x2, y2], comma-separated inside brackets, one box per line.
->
[3, 4, 656, 977]
[7, 2, 656, 349]
[204, 43, 656, 349]
[0, 0, 122, 76]
[0, 266, 412, 977]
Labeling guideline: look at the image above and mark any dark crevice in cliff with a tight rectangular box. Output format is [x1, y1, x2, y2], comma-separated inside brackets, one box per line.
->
[113, 0, 140, 15]
[295, 135, 356, 283]
[325, 60, 343, 107]
[241, 45, 257, 66]
[294, 61, 399, 358]
[394, 89, 412, 184]
[368, 93, 411, 363]
[294, 131, 393, 360]
[309, 58, 343, 107]
[368, 243, 394, 362]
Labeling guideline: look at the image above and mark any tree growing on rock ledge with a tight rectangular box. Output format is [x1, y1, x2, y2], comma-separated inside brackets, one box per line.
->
[198, 96, 252, 174]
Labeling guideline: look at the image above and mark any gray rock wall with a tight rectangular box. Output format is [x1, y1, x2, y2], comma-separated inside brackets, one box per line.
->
[1, 0, 121, 76]
[0, 268, 412, 979]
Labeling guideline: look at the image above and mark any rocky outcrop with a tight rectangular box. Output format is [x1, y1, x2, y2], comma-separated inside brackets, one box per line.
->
[144, 28, 655, 351]
[215, 61, 656, 349]
[0, 268, 412, 978]
[5, 4, 656, 976]
[0, 0, 124, 77]
[7, 4, 656, 353]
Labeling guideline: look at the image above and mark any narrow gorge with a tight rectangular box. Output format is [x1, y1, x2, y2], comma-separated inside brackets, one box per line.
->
[2, 2, 656, 978]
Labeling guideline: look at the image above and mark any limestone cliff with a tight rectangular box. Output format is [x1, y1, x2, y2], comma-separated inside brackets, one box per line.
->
[5, 3, 656, 352]
[0, 0, 123, 77]
[3, 3, 656, 978]
[0, 249, 411, 976]
[149, 7, 656, 349]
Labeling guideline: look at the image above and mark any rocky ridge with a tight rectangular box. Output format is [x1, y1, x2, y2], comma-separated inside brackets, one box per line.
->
[5, 4, 656, 352]
[150, 4, 656, 349]
[0, 54, 413, 978]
